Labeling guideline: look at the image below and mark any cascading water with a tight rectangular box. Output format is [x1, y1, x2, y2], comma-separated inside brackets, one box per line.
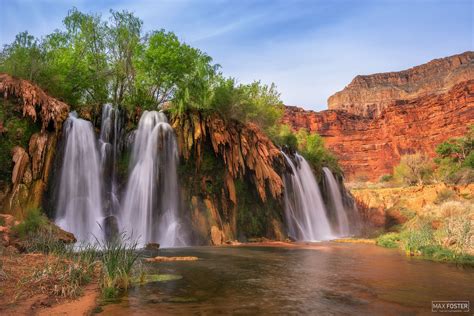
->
[99, 104, 122, 216]
[54, 112, 104, 242]
[322, 167, 350, 237]
[282, 152, 334, 241]
[120, 111, 185, 247]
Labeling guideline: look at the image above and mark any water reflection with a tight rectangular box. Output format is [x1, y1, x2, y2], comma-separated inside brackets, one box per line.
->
[101, 243, 474, 315]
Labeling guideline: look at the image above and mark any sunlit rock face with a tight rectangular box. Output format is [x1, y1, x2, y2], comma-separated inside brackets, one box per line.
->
[171, 111, 286, 244]
[328, 52, 474, 118]
[283, 53, 474, 181]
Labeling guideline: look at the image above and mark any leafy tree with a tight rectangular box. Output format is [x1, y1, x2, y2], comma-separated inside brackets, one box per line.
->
[206, 77, 283, 133]
[107, 10, 143, 107]
[0, 31, 44, 81]
[271, 124, 298, 151]
[134, 30, 201, 109]
[394, 153, 434, 186]
[434, 125, 474, 183]
[173, 54, 220, 114]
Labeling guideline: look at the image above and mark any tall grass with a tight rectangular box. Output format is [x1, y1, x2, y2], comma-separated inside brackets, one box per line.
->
[94, 232, 140, 299]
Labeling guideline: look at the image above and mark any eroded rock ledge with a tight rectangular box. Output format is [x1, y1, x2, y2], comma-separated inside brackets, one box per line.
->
[0, 73, 69, 131]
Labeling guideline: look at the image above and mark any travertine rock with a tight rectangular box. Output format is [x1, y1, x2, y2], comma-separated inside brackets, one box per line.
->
[328, 52, 474, 118]
[172, 111, 284, 202]
[0, 73, 69, 131]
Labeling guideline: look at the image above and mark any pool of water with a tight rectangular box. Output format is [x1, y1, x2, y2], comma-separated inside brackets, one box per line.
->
[100, 243, 474, 315]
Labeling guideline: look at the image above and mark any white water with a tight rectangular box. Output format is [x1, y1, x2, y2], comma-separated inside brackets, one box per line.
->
[120, 111, 185, 247]
[99, 104, 122, 216]
[55, 112, 104, 242]
[322, 167, 350, 237]
[282, 152, 334, 241]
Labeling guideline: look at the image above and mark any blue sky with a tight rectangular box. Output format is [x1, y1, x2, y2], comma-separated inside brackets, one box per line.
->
[1, 0, 472, 110]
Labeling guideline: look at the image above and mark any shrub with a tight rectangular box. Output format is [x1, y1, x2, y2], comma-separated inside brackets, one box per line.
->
[434, 188, 457, 205]
[394, 153, 434, 186]
[400, 217, 434, 253]
[13, 207, 48, 238]
[379, 174, 393, 183]
[376, 232, 400, 248]
[439, 206, 473, 254]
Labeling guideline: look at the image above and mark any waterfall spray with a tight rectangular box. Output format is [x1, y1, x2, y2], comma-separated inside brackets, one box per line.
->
[322, 167, 350, 237]
[54, 112, 104, 242]
[120, 111, 185, 247]
[99, 104, 123, 216]
[282, 152, 334, 241]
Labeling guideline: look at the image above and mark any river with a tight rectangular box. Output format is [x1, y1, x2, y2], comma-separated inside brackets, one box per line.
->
[101, 243, 474, 315]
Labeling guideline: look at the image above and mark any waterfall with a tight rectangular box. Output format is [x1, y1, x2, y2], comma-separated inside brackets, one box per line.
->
[120, 111, 185, 247]
[322, 167, 350, 237]
[282, 152, 334, 241]
[99, 104, 122, 216]
[54, 112, 104, 242]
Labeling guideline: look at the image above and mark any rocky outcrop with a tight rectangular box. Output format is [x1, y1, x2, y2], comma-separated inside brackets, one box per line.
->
[171, 111, 286, 244]
[328, 52, 474, 118]
[172, 111, 284, 203]
[0, 74, 68, 219]
[283, 80, 474, 181]
[0, 73, 69, 131]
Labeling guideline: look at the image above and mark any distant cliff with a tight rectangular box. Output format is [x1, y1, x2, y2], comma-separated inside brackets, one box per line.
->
[283, 78, 474, 181]
[327, 52, 474, 118]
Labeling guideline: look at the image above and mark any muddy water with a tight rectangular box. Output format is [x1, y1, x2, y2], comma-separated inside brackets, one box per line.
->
[100, 243, 474, 315]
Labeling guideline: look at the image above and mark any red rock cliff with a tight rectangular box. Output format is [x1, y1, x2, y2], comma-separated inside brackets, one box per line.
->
[283, 80, 474, 181]
[327, 52, 474, 118]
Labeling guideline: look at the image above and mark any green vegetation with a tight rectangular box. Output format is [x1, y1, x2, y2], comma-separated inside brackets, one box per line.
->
[376, 200, 474, 266]
[12, 207, 48, 238]
[393, 153, 434, 186]
[0, 8, 283, 135]
[95, 233, 140, 300]
[376, 232, 400, 248]
[379, 174, 393, 183]
[273, 126, 340, 174]
[435, 125, 474, 184]
[0, 99, 41, 183]
[381, 125, 474, 186]
[10, 211, 142, 300]
[0, 8, 342, 177]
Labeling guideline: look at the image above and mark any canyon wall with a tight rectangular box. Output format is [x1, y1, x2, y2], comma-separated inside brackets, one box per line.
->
[327, 52, 474, 118]
[283, 79, 474, 181]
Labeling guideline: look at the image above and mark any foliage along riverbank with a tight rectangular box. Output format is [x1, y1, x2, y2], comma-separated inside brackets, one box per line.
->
[350, 127, 474, 266]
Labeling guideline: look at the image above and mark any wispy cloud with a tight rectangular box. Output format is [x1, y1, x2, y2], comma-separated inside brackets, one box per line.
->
[1, 0, 472, 110]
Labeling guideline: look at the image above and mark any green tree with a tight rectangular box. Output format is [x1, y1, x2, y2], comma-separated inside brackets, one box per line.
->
[134, 30, 201, 109]
[107, 10, 143, 107]
[0, 31, 44, 81]
[394, 153, 434, 186]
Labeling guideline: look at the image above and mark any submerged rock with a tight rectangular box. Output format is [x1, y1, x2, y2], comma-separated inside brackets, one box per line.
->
[144, 256, 198, 262]
[144, 243, 160, 251]
[132, 274, 183, 285]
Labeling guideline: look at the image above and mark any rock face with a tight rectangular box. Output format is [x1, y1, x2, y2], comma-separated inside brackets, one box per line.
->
[283, 80, 474, 181]
[0, 73, 69, 131]
[0, 74, 68, 218]
[171, 111, 286, 244]
[328, 52, 474, 118]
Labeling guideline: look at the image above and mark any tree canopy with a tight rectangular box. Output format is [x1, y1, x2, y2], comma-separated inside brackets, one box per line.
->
[0, 8, 283, 133]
